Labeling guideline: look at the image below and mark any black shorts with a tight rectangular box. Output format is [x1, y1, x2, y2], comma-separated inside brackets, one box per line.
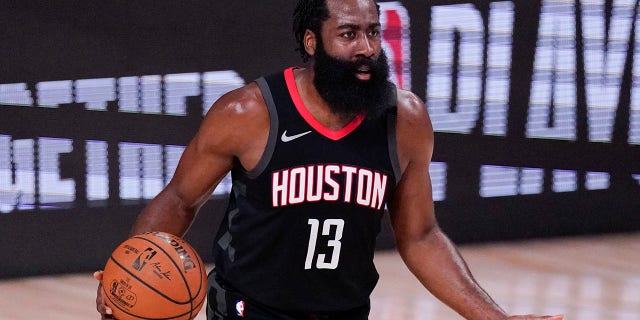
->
[206, 271, 370, 320]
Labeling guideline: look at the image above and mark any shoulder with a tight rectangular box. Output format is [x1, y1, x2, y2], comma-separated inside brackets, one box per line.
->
[204, 82, 267, 123]
[395, 89, 430, 125]
[394, 89, 434, 172]
[196, 81, 270, 157]
[200, 81, 269, 130]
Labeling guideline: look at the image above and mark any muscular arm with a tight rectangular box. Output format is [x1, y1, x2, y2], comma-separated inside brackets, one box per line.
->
[389, 90, 507, 320]
[96, 83, 269, 319]
[129, 83, 269, 237]
[390, 91, 563, 320]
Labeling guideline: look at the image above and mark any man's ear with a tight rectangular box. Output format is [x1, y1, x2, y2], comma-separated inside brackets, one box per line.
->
[303, 30, 317, 57]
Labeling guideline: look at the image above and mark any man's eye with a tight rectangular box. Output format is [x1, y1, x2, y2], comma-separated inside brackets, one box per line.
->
[342, 32, 355, 38]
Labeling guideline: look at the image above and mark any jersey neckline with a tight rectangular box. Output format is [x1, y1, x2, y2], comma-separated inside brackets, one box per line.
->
[284, 67, 365, 141]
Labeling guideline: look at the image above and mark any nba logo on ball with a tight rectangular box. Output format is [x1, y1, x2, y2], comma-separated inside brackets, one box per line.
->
[235, 300, 245, 317]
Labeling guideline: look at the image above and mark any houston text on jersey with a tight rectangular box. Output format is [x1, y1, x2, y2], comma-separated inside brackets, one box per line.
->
[271, 165, 388, 210]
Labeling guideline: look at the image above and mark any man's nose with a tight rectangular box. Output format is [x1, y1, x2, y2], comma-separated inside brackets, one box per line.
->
[355, 33, 376, 58]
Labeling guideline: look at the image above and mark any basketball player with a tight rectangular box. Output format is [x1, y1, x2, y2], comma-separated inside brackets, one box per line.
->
[96, 0, 563, 319]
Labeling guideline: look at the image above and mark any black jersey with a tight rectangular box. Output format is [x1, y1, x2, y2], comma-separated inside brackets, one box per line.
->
[212, 67, 401, 312]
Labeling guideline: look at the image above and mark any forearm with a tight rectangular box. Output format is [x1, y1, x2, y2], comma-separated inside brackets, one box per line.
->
[129, 187, 199, 237]
[398, 227, 507, 320]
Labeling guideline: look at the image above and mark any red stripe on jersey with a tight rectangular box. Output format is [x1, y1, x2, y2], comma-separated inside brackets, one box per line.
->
[284, 67, 365, 141]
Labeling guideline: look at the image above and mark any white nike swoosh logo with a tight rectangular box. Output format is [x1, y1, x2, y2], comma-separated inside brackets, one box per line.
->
[281, 130, 312, 142]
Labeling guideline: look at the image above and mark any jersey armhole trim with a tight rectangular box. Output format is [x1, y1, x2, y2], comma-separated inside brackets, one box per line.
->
[245, 77, 279, 179]
[387, 110, 401, 184]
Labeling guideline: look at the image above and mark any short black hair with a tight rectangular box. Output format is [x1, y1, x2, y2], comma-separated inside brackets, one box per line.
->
[292, 0, 382, 63]
[293, 0, 330, 63]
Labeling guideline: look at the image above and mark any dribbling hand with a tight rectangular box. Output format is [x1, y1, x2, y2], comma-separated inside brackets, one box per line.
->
[93, 271, 115, 319]
[507, 315, 564, 320]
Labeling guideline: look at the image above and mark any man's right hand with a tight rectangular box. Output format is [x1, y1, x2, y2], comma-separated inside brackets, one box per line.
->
[93, 271, 115, 319]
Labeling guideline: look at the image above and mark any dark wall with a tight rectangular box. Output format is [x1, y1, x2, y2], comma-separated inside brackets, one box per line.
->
[1, 0, 297, 82]
[1, 0, 639, 278]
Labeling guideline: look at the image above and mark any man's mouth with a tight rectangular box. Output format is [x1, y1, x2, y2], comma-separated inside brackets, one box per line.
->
[355, 66, 372, 80]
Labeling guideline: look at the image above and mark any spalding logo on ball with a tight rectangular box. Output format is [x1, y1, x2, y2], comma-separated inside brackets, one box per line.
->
[102, 231, 207, 320]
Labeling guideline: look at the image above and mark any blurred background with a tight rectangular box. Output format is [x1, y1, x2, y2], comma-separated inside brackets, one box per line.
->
[0, 0, 638, 315]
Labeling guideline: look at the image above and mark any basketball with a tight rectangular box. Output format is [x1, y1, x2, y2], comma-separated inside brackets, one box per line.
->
[101, 231, 207, 320]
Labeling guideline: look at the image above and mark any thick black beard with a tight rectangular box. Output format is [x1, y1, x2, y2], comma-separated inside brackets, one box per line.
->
[312, 44, 392, 119]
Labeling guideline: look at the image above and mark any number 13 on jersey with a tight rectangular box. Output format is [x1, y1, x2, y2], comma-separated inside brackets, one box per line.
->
[304, 219, 344, 270]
